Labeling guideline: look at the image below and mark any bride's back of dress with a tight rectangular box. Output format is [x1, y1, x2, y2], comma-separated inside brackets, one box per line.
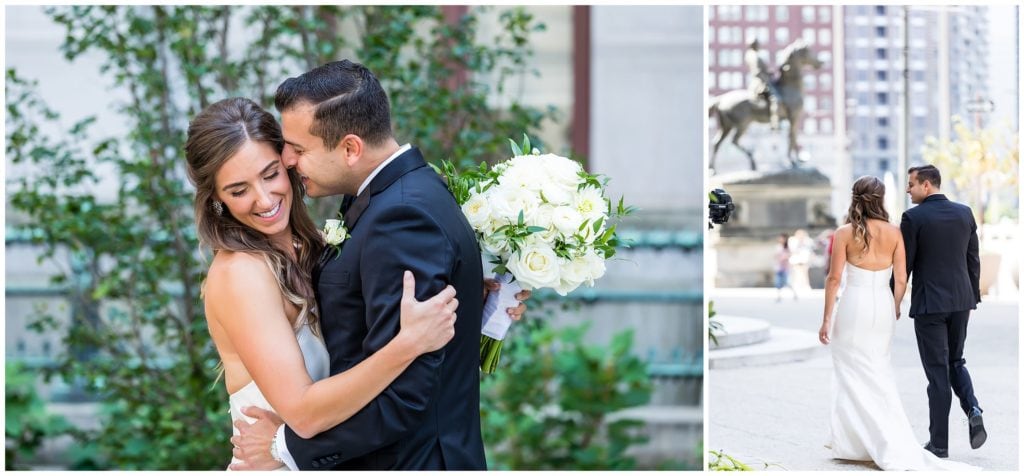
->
[842, 219, 901, 272]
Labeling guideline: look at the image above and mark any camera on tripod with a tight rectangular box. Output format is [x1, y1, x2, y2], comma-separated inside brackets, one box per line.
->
[708, 188, 735, 229]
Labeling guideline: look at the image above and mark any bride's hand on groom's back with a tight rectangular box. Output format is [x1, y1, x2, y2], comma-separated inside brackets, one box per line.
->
[399, 270, 459, 354]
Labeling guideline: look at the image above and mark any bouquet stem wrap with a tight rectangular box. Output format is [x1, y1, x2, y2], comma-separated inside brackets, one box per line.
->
[480, 272, 522, 373]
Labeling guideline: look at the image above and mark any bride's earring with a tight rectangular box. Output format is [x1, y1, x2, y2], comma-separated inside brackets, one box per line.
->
[212, 200, 224, 215]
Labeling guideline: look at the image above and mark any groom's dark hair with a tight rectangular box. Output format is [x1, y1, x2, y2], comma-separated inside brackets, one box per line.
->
[908, 165, 941, 188]
[275, 60, 392, 150]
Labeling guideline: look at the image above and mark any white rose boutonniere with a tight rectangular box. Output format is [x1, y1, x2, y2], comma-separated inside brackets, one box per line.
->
[321, 217, 350, 256]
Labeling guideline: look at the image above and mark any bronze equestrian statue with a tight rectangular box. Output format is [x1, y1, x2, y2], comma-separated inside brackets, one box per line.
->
[709, 39, 824, 173]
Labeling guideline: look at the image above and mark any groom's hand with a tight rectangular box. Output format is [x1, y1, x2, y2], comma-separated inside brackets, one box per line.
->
[229, 406, 285, 470]
[482, 279, 531, 321]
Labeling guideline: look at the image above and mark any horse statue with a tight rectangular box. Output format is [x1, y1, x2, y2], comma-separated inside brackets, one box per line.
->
[709, 39, 824, 173]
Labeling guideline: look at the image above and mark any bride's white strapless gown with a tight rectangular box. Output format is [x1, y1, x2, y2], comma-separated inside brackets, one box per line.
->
[826, 264, 980, 471]
[227, 320, 330, 470]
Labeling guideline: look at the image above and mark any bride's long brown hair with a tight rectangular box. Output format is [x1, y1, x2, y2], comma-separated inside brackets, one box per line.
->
[846, 175, 890, 255]
[184, 97, 324, 334]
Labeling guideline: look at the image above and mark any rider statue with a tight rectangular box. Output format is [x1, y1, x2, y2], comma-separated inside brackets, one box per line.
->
[745, 38, 781, 130]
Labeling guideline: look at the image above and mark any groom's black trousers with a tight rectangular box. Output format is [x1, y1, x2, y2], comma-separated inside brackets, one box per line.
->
[913, 310, 981, 448]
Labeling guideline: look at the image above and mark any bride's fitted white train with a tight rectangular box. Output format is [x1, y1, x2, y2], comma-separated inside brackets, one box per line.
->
[826, 264, 979, 471]
[227, 320, 330, 470]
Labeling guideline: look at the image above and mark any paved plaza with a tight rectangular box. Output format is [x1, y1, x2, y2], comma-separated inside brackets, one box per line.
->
[709, 288, 1019, 471]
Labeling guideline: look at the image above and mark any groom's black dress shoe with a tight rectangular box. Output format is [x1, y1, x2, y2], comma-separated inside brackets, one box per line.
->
[969, 406, 987, 449]
[924, 442, 948, 458]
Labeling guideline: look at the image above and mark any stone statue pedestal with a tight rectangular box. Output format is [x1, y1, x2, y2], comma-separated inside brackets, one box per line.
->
[710, 166, 836, 288]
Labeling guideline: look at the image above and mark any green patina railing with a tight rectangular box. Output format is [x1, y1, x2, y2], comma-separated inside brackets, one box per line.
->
[7, 227, 703, 250]
[6, 227, 704, 379]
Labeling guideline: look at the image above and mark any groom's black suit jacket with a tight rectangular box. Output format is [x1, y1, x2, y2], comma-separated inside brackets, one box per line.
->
[899, 194, 981, 318]
[284, 147, 486, 469]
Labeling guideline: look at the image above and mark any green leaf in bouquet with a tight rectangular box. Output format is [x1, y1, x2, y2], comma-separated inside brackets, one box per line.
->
[592, 216, 605, 233]
[599, 224, 616, 244]
[509, 138, 523, 157]
[517, 209, 525, 226]
[520, 133, 532, 156]
[526, 226, 547, 234]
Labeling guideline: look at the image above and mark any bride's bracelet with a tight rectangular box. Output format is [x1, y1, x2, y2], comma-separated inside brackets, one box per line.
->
[270, 433, 283, 463]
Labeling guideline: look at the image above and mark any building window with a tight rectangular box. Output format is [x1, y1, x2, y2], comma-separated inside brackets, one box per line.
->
[819, 6, 831, 22]
[804, 118, 818, 134]
[819, 50, 832, 64]
[732, 71, 744, 89]
[877, 116, 889, 127]
[819, 28, 831, 46]
[876, 48, 887, 60]
[720, 71, 737, 89]
[731, 49, 743, 67]
[746, 6, 769, 22]
[820, 118, 833, 133]
[875, 5, 886, 16]
[805, 96, 817, 111]
[876, 70, 887, 81]
[804, 74, 818, 90]
[776, 27, 790, 44]
[879, 158, 890, 171]
[776, 6, 789, 22]
[878, 136, 889, 150]
[820, 73, 832, 89]
[876, 92, 889, 104]
[803, 28, 816, 45]
[802, 6, 816, 23]
[821, 97, 832, 111]
[875, 26, 887, 37]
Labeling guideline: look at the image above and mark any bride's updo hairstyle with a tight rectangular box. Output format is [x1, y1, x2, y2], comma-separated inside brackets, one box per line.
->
[184, 97, 324, 331]
[846, 175, 890, 254]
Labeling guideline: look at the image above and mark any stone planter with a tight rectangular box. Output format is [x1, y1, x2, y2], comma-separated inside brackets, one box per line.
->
[980, 252, 1002, 296]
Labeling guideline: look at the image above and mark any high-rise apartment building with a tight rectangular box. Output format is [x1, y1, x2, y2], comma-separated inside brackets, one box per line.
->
[709, 5, 992, 183]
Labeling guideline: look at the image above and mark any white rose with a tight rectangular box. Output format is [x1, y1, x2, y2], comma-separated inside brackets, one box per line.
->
[461, 192, 492, 232]
[551, 205, 585, 237]
[552, 256, 588, 295]
[322, 219, 348, 245]
[489, 184, 536, 224]
[580, 249, 607, 285]
[574, 186, 608, 222]
[506, 244, 561, 290]
[499, 157, 546, 194]
[481, 232, 512, 258]
[539, 154, 583, 202]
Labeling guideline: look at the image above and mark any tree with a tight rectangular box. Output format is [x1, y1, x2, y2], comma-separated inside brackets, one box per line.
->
[921, 116, 1020, 227]
[7, 6, 551, 468]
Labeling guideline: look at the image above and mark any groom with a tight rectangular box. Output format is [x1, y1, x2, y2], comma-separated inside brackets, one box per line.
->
[231, 60, 488, 469]
[901, 164, 985, 458]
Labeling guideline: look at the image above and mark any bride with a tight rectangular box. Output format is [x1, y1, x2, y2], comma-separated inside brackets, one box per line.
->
[817, 176, 978, 471]
[183, 97, 526, 469]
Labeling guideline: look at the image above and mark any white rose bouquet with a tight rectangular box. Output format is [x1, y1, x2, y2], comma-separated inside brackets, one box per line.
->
[436, 135, 633, 373]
